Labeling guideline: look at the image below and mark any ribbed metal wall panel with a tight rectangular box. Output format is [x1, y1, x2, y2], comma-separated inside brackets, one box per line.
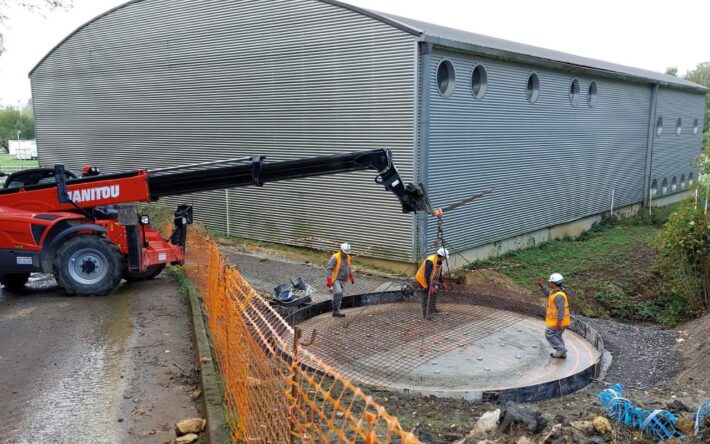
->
[30, 0, 417, 261]
[650, 88, 705, 196]
[425, 49, 654, 252]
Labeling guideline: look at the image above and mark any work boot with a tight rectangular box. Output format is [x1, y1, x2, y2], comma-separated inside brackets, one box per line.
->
[332, 312, 345, 318]
[550, 352, 567, 359]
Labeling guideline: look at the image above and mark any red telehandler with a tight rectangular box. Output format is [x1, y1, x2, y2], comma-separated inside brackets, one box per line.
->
[0, 149, 431, 296]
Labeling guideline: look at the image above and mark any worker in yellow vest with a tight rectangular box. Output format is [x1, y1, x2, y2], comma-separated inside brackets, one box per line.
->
[326, 243, 355, 318]
[415, 247, 449, 319]
[536, 273, 571, 359]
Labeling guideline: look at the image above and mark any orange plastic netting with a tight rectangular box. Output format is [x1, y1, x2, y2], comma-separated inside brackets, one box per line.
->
[183, 231, 419, 444]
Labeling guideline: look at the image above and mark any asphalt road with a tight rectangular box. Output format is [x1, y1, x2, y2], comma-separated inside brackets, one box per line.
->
[0, 273, 201, 443]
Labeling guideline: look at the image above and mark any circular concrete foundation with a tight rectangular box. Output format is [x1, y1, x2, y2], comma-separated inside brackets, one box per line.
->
[298, 297, 603, 402]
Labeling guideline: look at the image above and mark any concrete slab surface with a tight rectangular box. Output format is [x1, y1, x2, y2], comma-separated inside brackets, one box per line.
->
[299, 302, 600, 396]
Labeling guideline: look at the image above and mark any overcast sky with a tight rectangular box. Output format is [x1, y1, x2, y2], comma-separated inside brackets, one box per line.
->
[0, 0, 708, 107]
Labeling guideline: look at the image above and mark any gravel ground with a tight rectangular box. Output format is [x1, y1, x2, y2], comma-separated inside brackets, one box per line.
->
[580, 316, 681, 390]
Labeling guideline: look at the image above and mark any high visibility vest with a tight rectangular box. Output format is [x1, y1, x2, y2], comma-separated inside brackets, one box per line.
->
[546, 290, 571, 327]
[329, 252, 351, 284]
[415, 254, 439, 289]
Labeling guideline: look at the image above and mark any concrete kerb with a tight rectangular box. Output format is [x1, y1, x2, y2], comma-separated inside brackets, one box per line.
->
[184, 280, 230, 444]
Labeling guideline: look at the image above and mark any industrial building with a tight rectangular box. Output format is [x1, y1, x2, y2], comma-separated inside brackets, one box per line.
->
[29, 0, 707, 265]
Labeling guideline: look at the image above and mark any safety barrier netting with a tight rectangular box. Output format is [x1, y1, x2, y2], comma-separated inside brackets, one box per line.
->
[182, 231, 419, 444]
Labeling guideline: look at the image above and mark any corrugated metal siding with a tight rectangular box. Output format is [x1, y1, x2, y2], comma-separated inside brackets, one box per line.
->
[30, 0, 417, 261]
[425, 49, 653, 252]
[650, 88, 706, 196]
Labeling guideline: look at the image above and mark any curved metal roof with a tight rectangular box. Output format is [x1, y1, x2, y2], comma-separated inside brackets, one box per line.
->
[30, 0, 707, 93]
[321, 0, 707, 92]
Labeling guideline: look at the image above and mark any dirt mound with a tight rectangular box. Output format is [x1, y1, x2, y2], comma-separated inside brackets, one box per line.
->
[452, 269, 541, 305]
[675, 311, 710, 387]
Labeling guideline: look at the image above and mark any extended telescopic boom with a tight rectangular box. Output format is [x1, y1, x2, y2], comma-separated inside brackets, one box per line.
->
[0, 149, 431, 215]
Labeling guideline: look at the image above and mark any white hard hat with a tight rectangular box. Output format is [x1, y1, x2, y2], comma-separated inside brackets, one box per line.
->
[548, 273, 564, 285]
[436, 247, 450, 259]
[340, 243, 352, 254]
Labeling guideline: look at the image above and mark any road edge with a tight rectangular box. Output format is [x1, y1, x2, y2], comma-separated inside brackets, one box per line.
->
[185, 280, 230, 444]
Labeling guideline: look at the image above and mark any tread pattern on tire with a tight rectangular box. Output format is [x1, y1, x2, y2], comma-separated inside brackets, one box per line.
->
[54, 235, 124, 296]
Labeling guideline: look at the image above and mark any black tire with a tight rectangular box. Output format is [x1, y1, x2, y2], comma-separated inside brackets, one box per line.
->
[0, 273, 30, 291]
[54, 235, 124, 296]
[123, 263, 166, 282]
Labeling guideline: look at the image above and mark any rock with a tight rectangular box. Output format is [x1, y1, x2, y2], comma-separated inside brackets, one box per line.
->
[666, 399, 691, 412]
[472, 409, 500, 436]
[175, 433, 199, 444]
[592, 417, 612, 435]
[499, 404, 544, 434]
[190, 389, 202, 400]
[569, 420, 594, 434]
[176, 418, 206, 435]
[443, 432, 463, 441]
[417, 430, 435, 444]
[541, 424, 563, 444]
[515, 436, 534, 444]
[674, 416, 695, 435]
[588, 436, 607, 444]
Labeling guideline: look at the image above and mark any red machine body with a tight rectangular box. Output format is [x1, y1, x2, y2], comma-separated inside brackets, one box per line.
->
[0, 149, 430, 295]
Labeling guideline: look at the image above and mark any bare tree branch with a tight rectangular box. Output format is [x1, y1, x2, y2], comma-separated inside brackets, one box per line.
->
[0, 0, 73, 52]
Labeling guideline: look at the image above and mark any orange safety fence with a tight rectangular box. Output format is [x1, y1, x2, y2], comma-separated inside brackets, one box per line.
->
[182, 230, 420, 444]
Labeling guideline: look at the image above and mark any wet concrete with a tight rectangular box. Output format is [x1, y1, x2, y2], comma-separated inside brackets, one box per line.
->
[0, 273, 200, 443]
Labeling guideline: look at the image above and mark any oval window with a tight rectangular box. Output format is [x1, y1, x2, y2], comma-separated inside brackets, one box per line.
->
[689, 172, 694, 186]
[437, 60, 456, 97]
[693, 118, 699, 135]
[656, 117, 663, 137]
[527, 73, 540, 103]
[471, 64, 488, 100]
[671, 176, 677, 192]
[661, 178, 668, 194]
[569, 79, 580, 106]
[676, 118, 682, 136]
[680, 174, 686, 189]
[650, 179, 658, 197]
[588, 81, 598, 107]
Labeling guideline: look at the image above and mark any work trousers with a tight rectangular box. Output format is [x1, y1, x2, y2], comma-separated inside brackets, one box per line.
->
[545, 327, 567, 355]
[419, 287, 437, 318]
[332, 280, 345, 313]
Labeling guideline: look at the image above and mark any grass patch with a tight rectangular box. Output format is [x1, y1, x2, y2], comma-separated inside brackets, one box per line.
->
[468, 206, 681, 324]
[0, 152, 38, 169]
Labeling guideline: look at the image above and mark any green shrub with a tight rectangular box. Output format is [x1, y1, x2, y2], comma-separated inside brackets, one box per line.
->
[657, 188, 710, 317]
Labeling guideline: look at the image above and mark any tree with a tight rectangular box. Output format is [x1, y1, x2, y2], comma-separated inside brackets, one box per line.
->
[0, 0, 72, 53]
[665, 66, 678, 77]
[684, 61, 710, 134]
[0, 105, 34, 151]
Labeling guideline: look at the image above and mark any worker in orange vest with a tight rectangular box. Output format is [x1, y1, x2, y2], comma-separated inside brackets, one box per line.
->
[536, 273, 571, 359]
[415, 248, 449, 319]
[326, 243, 355, 318]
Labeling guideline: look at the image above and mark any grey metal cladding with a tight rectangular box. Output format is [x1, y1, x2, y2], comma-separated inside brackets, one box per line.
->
[650, 88, 706, 196]
[30, 0, 418, 261]
[425, 49, 651, 253]
[336, 7, 706, 92]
